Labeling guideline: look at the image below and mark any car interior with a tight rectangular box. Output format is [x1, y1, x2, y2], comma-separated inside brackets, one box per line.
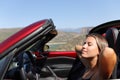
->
[1, 19, 120, 80]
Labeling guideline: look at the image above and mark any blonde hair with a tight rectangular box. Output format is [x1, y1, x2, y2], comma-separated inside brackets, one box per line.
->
[86, 33, 108, 53]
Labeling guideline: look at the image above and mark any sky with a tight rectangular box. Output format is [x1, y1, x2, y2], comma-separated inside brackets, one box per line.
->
[0, 0, 120, 29]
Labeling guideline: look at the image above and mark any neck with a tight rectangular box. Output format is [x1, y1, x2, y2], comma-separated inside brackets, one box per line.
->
[83, 56, 98, 70]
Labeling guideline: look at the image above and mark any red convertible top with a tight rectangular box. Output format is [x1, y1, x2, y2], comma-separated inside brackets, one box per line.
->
[0, 19, 47, 54]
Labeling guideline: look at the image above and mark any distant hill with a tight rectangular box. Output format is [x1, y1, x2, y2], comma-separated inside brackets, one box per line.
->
[0, 28, 21, 42]
[58, 28, 81, 33]
[51, 32, 86, 51]
[57, 27, 93, 34]
[0, 27, 92, 51]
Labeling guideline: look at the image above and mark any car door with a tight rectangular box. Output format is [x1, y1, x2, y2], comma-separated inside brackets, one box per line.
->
[0, 19, 56, 80]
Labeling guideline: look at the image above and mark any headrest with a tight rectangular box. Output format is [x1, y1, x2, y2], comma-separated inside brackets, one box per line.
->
[105, 27, 120, 79]
[116, 30, 120, 57]
[105, 28, 119, 49]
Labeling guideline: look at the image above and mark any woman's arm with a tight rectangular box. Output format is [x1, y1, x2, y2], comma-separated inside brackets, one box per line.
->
[99, 47, 117, 79]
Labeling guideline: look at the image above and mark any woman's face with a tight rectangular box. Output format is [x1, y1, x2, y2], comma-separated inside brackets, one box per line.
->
[81, 36, 99, 58]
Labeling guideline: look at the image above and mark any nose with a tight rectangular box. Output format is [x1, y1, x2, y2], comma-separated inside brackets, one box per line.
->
[82, 43, 87, 49]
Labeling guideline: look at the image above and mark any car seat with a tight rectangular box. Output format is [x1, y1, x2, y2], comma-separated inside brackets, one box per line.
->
[116, 29, 120, 78]
[105, 27, 119, 78]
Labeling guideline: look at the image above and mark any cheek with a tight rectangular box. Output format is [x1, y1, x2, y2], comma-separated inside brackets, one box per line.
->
[88, 47, 99, 55]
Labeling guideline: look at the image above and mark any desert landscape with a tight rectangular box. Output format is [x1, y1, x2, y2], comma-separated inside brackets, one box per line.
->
[0, 27, 92, 51]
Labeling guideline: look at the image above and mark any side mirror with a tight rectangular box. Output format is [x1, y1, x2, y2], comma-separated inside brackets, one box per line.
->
[44, 45, 49, 51]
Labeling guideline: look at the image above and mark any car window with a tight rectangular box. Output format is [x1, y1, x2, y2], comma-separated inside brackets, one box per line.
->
[0, 53, 14, 79]
[0, 56, 8, 71]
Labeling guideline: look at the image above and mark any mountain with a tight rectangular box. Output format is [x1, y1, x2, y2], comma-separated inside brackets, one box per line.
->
[0, 27, 92, 51]
[0, 28, 21, 42]
[57, 28, 81, 33]
[57, 27, 93, 33]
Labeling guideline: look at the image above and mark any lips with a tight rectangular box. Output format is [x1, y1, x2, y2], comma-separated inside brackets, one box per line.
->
[82, 50, 87, 54]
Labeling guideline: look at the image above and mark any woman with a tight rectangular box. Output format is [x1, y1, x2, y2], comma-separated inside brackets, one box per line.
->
[75, 33, 117, 80]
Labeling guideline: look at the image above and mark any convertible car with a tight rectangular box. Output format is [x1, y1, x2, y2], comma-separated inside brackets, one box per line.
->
[0, 19, 120, 80]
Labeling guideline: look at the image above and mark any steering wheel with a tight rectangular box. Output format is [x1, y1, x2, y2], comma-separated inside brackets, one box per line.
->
[16, 51, 40, 80]
[26, 51, 62, 80]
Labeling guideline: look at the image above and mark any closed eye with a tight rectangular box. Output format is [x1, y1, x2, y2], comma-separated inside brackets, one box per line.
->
[88, 42, 93, 46]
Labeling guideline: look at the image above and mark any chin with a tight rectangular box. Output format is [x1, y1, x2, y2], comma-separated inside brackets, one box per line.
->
[81, 54, 89, 58]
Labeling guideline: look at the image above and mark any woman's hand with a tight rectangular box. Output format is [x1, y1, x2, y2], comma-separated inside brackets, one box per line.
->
[75, 45, 82, 58]
[75, 45, 82, 53]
